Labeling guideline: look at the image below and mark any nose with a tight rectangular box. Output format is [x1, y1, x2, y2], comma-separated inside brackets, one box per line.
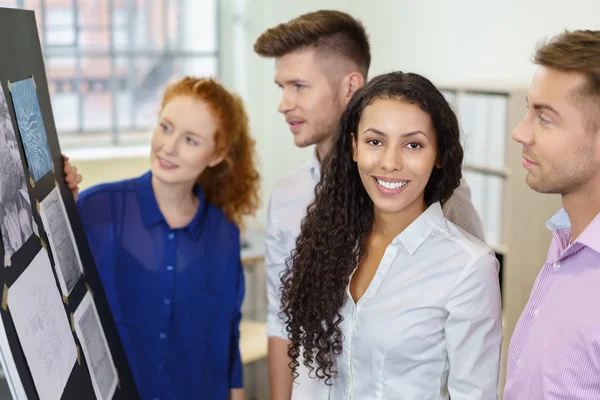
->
[512, 113, 534, 147]
[277, 89, 294, 114]
[381, 147, 403, 172]
[162, 133, 178, 155]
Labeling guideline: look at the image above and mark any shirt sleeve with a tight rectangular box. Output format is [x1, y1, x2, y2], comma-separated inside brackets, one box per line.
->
[443, 178, 486, 242]
[265, 197, 290, 339]
[445, 250, 502, 399]
[229, 257, 245, 388]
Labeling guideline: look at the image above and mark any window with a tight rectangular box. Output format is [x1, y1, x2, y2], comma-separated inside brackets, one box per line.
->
[0, 0, 219, 147]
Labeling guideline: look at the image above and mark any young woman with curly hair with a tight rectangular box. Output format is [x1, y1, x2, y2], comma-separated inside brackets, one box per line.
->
[280, 71, 502, 399]
[75, 77, 260, 400]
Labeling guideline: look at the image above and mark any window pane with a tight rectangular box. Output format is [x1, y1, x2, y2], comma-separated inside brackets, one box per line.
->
[0, 1, 18, 8]
[78, 1, 110, 50]
[81, 57, 113, 131]
[47, 56, 79, 133]
[46, 6, 75, 46]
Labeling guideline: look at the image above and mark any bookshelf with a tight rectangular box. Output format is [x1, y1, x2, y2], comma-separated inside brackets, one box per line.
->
[441, 85, 563, 395]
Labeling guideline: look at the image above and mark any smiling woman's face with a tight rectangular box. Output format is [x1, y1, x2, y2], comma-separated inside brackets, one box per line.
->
[150, 95, 223, 186]
[352, 98, 438, 217]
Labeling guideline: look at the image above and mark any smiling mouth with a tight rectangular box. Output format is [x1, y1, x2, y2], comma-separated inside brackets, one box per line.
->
[375, 178, 408, 190]
[159, 157, 178, 168]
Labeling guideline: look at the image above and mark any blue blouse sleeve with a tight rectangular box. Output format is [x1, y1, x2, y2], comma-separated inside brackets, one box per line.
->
[229, 256, 245, 388]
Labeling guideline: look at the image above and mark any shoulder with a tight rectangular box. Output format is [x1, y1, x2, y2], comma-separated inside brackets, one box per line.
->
[78, 177, 137, 206]
[271, 160, 315, 204]
[433, 218, 498, 272]
[203, 201, 241, 242]
[268, 160, 317, 225]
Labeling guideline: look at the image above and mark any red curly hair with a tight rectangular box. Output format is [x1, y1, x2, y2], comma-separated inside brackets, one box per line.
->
[160, 77, 260, 228]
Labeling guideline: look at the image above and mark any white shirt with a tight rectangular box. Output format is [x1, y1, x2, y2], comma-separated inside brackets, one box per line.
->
[264, 152, 490, 398]
[329, 202, 501, 399]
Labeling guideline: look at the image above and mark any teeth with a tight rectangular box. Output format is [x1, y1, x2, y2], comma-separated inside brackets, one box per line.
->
[376, 179, 407, 190]
[161, 158, 175, 167]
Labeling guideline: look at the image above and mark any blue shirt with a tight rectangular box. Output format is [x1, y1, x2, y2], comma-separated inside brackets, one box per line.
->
[77, 171, 244, 400]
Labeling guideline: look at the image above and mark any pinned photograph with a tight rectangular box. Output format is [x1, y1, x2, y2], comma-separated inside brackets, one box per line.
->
[9, 76, 53, 183]
[0, 85, 33, 264]
[40, 187, 83, 295]
[7, 247, 77, 400]
[74, 291, 118, 400]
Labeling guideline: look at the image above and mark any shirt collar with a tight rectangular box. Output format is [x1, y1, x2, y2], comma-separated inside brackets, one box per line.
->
[309, 150, 321, 182]
[135, 171, 208, 241]
[392, 202, 445, 255]
[546, 208, 600, 255]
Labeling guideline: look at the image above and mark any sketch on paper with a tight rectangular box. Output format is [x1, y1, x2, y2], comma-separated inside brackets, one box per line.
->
[0, 85, 33, 263]
[9, 77, 52, 182]
[74, 291, 118, 400]
[7, 248, 77, 400]
[40, 187, 83, 295]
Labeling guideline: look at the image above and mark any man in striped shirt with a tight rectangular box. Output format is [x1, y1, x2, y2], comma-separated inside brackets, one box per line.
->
[504, 30, 600, 399]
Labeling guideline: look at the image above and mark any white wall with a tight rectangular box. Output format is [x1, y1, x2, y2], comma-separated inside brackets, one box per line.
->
[359, 0, 600, 87]
[223, 0, 600, 226]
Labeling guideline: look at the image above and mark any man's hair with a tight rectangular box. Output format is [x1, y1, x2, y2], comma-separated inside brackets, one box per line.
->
[534, 30, 600, 131]
[253, 10, 371, 78]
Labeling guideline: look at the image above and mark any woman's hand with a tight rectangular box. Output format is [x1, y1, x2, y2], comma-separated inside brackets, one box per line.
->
[62, 155, 82, 200]
[229, 388, 245, 400]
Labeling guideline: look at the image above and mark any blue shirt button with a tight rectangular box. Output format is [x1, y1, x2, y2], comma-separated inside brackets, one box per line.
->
[160, 332, 167, 339]
[166, 265, 174, 271]
[168, 233, 175, 240]
[163, 298, 171, 305]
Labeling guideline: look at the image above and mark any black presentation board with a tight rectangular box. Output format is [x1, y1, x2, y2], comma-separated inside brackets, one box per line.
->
[0, 7, 139, 400]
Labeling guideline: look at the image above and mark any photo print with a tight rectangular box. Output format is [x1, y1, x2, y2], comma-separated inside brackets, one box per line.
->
[9, 76, 53, 183]
[0, 85, 34, 264]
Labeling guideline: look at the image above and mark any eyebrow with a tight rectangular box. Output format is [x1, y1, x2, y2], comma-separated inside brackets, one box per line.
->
[161, 117, 204, 139]
[274, 79, 306, 87]
[526, 96, 561, 117]
[362, 127, 427, 138]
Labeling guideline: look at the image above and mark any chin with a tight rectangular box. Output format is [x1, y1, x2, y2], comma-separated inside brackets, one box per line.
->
[293, 135, 314, 148]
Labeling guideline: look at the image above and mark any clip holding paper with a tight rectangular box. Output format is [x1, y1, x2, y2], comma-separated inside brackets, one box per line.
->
[36, 199, 40, 214]
[6, 79, 11, 91]
[62, 295, 68, 305]
[32, 75, 36, 90]
[29, 175, 35, 188]
[1, 284, 7, 311]
[40, 237, 47, 252]
[31, 216, 39, 237]
[85, 282, 93, 297]
[76, 345, 81, 366]
[70, 313, 75, 332]
[116, 368, 121, 390]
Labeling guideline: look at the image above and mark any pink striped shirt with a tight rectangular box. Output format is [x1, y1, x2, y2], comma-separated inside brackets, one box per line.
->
[504, 209, 600, 400]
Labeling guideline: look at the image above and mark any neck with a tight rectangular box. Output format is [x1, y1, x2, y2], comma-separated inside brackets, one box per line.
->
[315, 136, 334, 163]
[151, 175, 198, 223]
[562, 179, 600, 240]
[371, 197, 427, 243]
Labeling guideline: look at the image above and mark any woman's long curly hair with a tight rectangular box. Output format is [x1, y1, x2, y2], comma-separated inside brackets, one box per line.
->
[160, 77, 260, 228]
[279, 71, 464, 382]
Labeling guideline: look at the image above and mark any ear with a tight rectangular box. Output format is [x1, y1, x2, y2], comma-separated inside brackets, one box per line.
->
[351, 132, 358, 162]
[208, 153, 225, 168]
[342, 72, 365, 107]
